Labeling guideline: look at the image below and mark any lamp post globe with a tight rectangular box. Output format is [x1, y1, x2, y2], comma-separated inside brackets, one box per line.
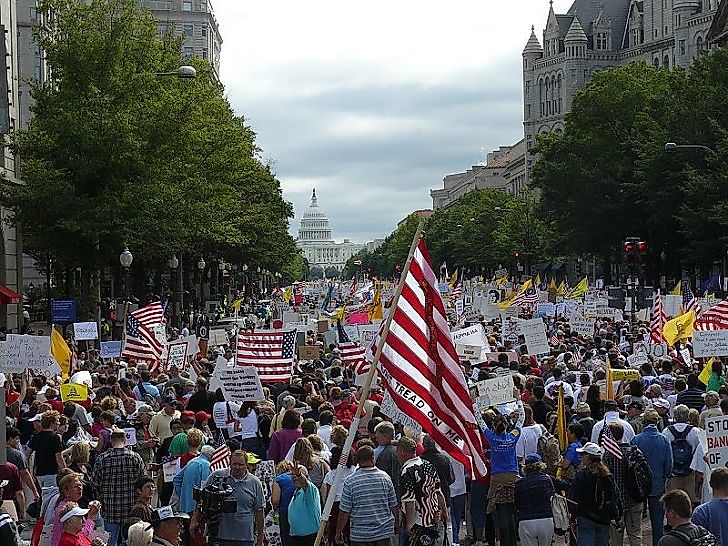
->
[197, 258, 206, 271]
[168, 255, 179, 270]
[119, 246, 133, 268]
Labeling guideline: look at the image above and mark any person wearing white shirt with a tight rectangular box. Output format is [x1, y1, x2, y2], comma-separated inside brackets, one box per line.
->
[590, 400, 636, 443]
[516, 406, 543, 462]
[317, 411, 334, 449]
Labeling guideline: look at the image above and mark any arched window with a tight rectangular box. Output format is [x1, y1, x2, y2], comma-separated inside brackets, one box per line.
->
[539, 79, 544, 116]
[664, 55, 670, 67]
[557, 73, 563, 113]
[697, 35, 704, 52]
[653, 57, 660, 67]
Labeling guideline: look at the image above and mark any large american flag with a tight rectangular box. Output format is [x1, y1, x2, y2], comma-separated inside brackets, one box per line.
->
[683, 282, 702, 315]
[210, 443, 231, 471]
[694, 297, 728, 331]
[236, 329, 296, 382]
[650, 292, 667, 343]
[121, 302, 165, 362]
[375, 237, 488, 478]
[336, 320, 369, 376]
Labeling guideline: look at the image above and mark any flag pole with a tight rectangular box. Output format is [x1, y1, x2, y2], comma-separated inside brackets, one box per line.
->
[312, 221, 425, 546]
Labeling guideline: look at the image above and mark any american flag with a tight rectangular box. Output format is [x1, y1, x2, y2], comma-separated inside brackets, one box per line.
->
[121, 302, 165, 362]
[601, 423, 623, 460]
[448, 282, 463, 301]
[349, 277, 358, 296]
[512, 283, 539, 306]
[694, 297, 728, 331]
[336, 320, 369, 376]
[236, 329, 296, 382]
[650, 291, 667, 343]
[375, 237, 488, 478]
[210, 443, 231, 471]
[683, 282, 702, 315]
[549, 330, 560, 346]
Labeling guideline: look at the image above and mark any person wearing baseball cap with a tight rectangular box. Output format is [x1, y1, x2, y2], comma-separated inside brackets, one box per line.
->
[150, 506, 189, 546]
[57, 502, 98, 546]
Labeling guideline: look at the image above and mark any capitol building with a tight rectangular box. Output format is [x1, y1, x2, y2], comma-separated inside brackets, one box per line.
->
[296, 189, 365, 271]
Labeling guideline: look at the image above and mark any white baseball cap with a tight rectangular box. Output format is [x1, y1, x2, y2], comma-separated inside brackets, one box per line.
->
[576, 442, 604, 458]
[60, 506, 90, 523]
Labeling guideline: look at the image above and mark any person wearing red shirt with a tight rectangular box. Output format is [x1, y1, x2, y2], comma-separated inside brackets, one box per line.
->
[57, 503, 102, 546]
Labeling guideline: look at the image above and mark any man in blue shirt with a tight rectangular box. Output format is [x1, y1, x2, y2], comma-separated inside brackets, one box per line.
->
[133, 370, 161, 401]
[692, 467, 728, 546]
[173, 445, 213, 514]
[632, 409, 673, 546]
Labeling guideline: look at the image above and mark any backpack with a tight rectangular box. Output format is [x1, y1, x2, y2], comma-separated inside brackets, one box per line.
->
[592, 474, 623, 524]
[668, 525, 718, 546]
[669, 425, 694, 477]
[136, 381, 160, 412]
[537, 426, 563, 475]
[624, 445, 653, 502]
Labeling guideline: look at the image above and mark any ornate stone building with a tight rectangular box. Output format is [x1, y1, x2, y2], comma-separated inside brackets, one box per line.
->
[522, 0, 719, 182]
[296, 190, 364, 270]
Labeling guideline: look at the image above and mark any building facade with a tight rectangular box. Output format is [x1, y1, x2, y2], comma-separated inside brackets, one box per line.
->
[142, 0, 222, 77]
[522, 0, 718, 182]
[430, 139, 526, 210]
[296, 190, 365, 270]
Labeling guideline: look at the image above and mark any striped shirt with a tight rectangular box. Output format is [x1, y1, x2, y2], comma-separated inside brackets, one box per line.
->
[340, 467, 397, 541]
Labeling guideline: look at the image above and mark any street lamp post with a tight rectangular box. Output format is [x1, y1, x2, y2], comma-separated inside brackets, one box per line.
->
[664, 142, 717, 155]
[119, 245, 133, 301]
[242, 264, 249, 297]
[168, 255, 179, 327]
[197, 257, 206, 309]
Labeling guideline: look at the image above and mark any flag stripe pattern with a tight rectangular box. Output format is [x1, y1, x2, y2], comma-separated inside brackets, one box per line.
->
[121, 302, 165, 362]
[694, 297, 728, 331]
[375, 238, 488, 478]
[650, 292, 667, 343]
[210, 444, 231, 471]
[683, 282, 702, 315]
[236, 330, 296, 382]
[601, 423, 623, 460]
[336, 321, 370, 376]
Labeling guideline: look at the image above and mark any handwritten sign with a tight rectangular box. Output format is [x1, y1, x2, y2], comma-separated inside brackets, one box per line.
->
[3, 334, 53, 374]
[536, 302, 556, 317]
[456, 343, 481, 359]
[208, 329, 229, 347]
[73, 322, 98, 341]
[379, 391, 422, 433]
[520, 318, 550, 355]
[163, 459, 181, 483]
[627, 353, 649, 368]
[693, 330, 728, 357]
[100, 341, 122, 359]
[476, 375, 515, 406]
[570, 315, 595, 338]
[298, 345, 320, 361]
[123, 427, 137, 446]
[165, 342, 188, 370]
[214, 366, 264, 402]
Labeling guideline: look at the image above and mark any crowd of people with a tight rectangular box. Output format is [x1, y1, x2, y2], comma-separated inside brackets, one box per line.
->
[2, 295, 728, 546]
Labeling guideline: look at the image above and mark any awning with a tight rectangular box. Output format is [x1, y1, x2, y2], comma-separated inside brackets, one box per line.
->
[0, 284, 21, 304]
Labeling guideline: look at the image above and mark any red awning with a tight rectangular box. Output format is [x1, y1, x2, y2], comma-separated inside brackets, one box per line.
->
[0, 284, 21, 304]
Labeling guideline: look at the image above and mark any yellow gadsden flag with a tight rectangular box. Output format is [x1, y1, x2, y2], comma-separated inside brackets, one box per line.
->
[368, 285, 383, 321]
[51, 329, 73, 379]
[557, 280, 566, 295]
[448, 269, 459, 288]
[662, 309, 696, 346]
[565, 277, 588, 299]
[60, 382, 88, 402]
[670, 281, 682, 296]
[699, 357, 715, 385]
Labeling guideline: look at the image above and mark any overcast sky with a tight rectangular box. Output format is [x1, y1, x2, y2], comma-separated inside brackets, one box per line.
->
[215, 0, 573, 243]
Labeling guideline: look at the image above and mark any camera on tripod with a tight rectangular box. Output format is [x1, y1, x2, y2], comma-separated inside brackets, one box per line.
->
[193, 477, 237, 522]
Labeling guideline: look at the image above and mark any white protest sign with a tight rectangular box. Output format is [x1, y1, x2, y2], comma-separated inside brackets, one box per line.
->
[73, 322, 99, 341]
[693, 330, 728, 357]
[100, 341, 122, 359]
[570, 315, 595, 337]
[455, 298, 464, 318]
[213, 366, 264, 402]
[163, 459, 180, 483]
[706, 415, 728, 470]
[123, 428, 137, 446]
[208, 329, 229, 347]
[450, 324, 487, 347]
[379, 391, 422, 433]
[520, 318, 550, 355]
[627, 353, 649, 368]
[456, 344, 481, 359]
[536, 302, 556, 317]
[344, 326, 359, 342]
[3, 334, 54, 374]
[165, 342, 188, 370]
[153, 324, 167, 345]
[664, 295, 682, 317]
[476, 375, 516, 406]
[680, 348, 692, 365]
[183, 335, 200, 356]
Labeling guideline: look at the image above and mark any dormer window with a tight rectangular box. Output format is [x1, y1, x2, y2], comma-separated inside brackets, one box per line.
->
[596, 32, 608, 49]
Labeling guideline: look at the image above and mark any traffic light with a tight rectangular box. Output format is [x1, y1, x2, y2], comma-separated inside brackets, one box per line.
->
[624, 237, 648, 280]
[514, 251, 521, 260]
[638, 241, 649, 279]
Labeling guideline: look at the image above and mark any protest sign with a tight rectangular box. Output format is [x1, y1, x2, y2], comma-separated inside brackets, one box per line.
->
[60, 382, 88, 402]
[693, 330, 728, 357]
[664, 295, 682, 317]
[476, 375, 516, 406]
[323, 329, 337, 347]
[520, 318, 550, 355]
[450, 324, 487, 347]
[208, 329, 229, 347]
[73, 322, 98, 341]
[163, 460, 180, 483]
[455, 344, 481, 359]
[627, 353, 649, 368]
[706, 415, 728, 470]
[455, 298, 464, 318]
[123, 428, 137, 447]
[3, 334, 55, 375]
[100, 341, 122, 359]
[680, 348, 693, 365]
[298, 345, 320, 361]
[379, 391, 422, 433]
[182, 335, 200, 356]
[213, 366, 264, 402]
[165, 342, 188, 370]
[536, 302, 556, 317]
[570, 315, 595, 337]
[633, 341, 669, 360]
[344, 325, 359, 342]
[610, 369, 640, 381]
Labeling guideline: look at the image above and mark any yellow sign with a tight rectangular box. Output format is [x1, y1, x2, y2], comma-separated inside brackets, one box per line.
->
[60, 382, 88, 402]
[610, 369, 640, 381]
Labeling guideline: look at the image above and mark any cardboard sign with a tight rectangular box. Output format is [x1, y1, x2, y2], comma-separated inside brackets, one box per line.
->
[60, 382, 88, 402]
[165, 342, 188, 370]
[3, 334, 55, 375]
[298, 345, 321, 361]
[706, 415, 728, 470]
[100, 341, 122, 359]
[476, 375, 516, 406]
[520, 318, 550, 355]
[317, 319, 329, 334]
[450, 324, 487, 347]
[208, 329, 229, 347]
[693, 330, 728, 357]
[379, 391, 422, 433]
[213, 366, 265, 402]
[73, 322, 99, 341]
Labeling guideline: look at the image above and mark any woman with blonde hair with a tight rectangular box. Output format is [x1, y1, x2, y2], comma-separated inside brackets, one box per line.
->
[271, 460, 296, 546]
[292, 437, 329, 492]
[66, 442, 92, 507]
[50, 475, 100, 546]
[125, 520, 153, 546]
[56, 502, 103, 546]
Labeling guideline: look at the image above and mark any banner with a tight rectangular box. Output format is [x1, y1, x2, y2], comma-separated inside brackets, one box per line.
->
[693, 330, 728, 357]
[706, 415, 728, 470]
[610, 369, 640, 381]
[213, 366, 264, 402]
[73, 322, 99, 341]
